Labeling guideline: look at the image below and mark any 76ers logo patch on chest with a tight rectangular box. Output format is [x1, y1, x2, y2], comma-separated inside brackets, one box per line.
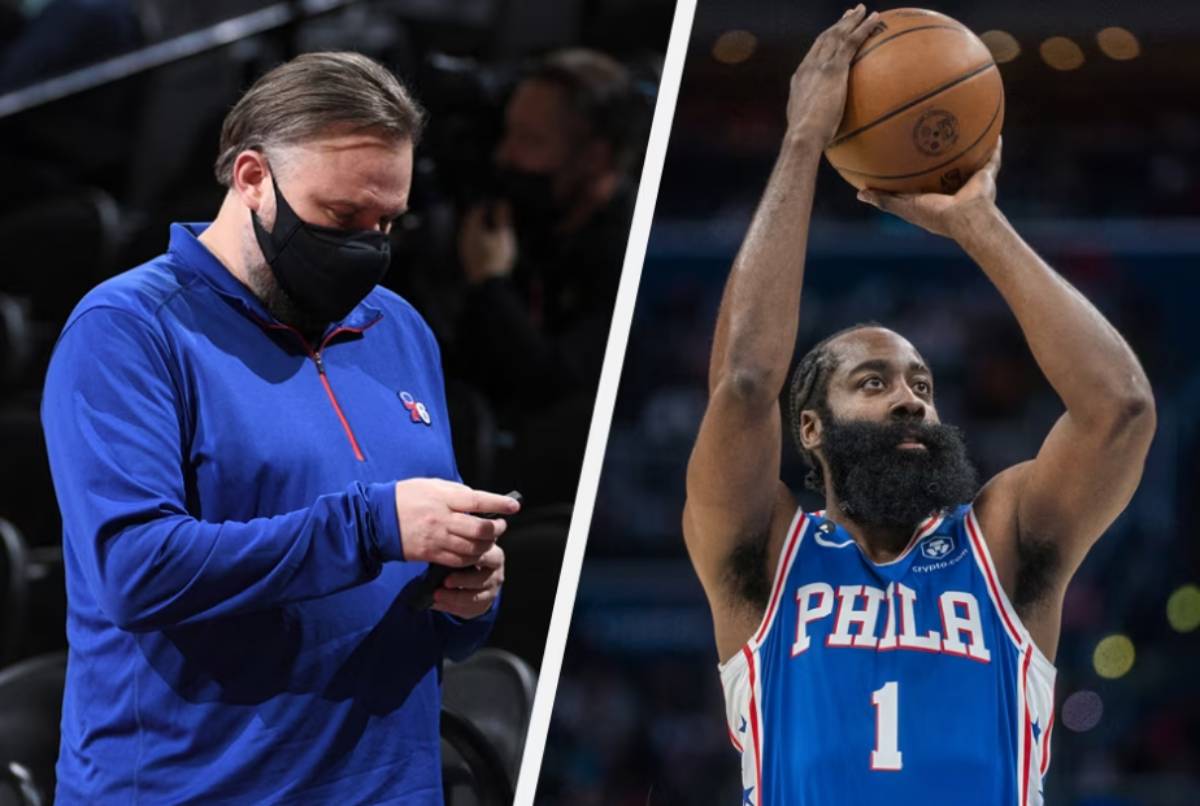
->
[920, 534, 955, 560]
[398, 391, 432, 425]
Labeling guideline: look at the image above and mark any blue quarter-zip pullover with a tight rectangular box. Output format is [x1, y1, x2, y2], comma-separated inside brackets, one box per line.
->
[41, 223, 494, 804]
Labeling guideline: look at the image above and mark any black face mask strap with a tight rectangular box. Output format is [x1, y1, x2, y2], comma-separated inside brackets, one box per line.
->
[262, 164, 313, 259]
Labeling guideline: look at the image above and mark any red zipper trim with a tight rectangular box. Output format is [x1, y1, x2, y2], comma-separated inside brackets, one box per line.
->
[316, 359, 365, 461]
[250, 315, 382, 462]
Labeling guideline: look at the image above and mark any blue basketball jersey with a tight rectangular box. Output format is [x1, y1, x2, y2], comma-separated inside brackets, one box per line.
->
[720, 505, 1056, 806]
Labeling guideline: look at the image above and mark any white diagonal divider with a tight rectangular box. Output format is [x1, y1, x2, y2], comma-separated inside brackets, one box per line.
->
[511, 1, 699, 802]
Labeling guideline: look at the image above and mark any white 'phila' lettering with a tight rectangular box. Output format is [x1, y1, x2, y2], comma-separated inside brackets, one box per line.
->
[896, 582, 941, 652]
[791, 582, 834, 655]
[790, 581, 991, 663]
[939, 591, 991, 662]
[826, 585, 886, 649]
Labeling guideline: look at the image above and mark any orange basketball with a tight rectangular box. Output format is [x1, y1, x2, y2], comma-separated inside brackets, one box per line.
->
[825, 8, 1003, 194]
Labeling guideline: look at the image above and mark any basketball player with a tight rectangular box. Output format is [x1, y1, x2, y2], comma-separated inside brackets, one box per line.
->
[682, 7, 1155, 805]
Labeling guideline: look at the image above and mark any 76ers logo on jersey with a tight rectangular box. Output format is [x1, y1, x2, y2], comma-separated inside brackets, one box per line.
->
[920, 534, 955, 560]
[398, 391, 432, 426]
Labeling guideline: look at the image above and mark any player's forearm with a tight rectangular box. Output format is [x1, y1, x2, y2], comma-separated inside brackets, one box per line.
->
[954, 207, 1154, 425]
[709, 134, 823, 400]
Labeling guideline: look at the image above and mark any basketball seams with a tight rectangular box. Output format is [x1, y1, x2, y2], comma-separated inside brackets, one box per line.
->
[850, 23, 972, 67]
[830, 92, 1002, 181]
[830, 60, 998, 148]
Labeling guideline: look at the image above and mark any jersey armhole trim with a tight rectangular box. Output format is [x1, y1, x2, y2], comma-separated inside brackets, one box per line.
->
[964, 506, 1056, 676]
[717, 507, 810, 677]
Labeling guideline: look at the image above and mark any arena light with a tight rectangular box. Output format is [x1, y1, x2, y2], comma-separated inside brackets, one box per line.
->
[1167, 584, 1200, 632]
[1061, 690, 1103, 733]
[713, 30, 758, 65]
[1092, 634, 1135, 679]
[1097, 26, 1140, 60]
[980, 30, 1020, 64]
[1039, 36, 1085, 71]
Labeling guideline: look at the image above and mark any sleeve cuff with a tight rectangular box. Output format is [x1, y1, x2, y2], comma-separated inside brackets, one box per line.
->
[364, 481, 404, 562]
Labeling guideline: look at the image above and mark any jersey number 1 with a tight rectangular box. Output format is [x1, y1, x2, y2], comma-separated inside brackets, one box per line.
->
[871, 681, 903, 771]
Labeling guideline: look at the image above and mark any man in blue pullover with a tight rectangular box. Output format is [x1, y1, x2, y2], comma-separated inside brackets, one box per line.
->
[41, 51, 521, 804]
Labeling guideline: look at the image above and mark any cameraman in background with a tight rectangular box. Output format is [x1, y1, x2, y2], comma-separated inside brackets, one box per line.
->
[454, 48, 646, 505]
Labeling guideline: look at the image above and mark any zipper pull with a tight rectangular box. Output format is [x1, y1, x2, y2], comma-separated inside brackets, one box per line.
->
[314, 352, 326, 375]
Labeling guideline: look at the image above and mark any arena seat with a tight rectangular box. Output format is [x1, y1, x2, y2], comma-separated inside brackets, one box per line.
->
[441, 648, 538, 804]
[0, 520, 30, 668]
[0, 652, 66, 806]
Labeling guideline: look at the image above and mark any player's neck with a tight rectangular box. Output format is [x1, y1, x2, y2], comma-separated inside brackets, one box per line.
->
[198, 193, 255, 291]
[820, 499, 918, 564]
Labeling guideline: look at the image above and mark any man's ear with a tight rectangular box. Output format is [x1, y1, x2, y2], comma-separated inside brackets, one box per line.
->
[230, 149, 271, 213]
[800, 409, 823, 452]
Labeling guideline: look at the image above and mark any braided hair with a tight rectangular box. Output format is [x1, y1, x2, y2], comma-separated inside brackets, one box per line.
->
[787, 322, 882, 492]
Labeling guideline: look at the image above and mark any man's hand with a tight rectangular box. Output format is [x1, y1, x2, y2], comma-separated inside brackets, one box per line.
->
[432, 543, 505, 619]
[857, 139, 1003, 239]
[459, 201, 517, 284]
[787, 5, 881, 146]
[394, 478, 520, 567]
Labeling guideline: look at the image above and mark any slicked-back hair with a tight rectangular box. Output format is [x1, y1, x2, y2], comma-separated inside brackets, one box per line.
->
[787, 322, 882, 492]
[214, 51, 425, 187]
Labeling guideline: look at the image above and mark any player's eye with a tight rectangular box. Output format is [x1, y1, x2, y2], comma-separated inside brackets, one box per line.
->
[860, 376, 884, 391]
[913, 380, 932, 395]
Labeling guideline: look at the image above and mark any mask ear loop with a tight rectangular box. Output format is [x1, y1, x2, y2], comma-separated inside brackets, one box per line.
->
[253, 155, 306, 259]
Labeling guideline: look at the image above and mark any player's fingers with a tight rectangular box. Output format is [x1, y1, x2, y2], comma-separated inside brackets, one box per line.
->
[857, 189, 913, 216]
[983, 136, 1003, 176]
[813, 4, 863, 53]
[446, 486, 522, 517]
[837, 4, 867, 29]
[845, 10, 881, 50]
[446, 513, 504, 542]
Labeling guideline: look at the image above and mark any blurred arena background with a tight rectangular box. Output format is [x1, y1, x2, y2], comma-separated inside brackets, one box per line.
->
[537, 1, 1200, 804]
[0, 0, 671, 801]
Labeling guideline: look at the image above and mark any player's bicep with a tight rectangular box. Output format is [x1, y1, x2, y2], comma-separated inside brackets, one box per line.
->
[1017, 408, 1154, 575]
[684, 384, 784, 592]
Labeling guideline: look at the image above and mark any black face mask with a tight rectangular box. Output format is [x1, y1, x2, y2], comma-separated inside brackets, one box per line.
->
[817, 409, 979, 532]
[496, 167, 562, 260]
[252, 175, 391, 324]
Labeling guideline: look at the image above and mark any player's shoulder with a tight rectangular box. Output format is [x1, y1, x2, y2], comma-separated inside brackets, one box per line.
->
[971, 462, 1033, 536]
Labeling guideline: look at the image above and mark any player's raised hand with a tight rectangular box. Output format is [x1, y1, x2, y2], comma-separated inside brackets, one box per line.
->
[787, 5, 881, 146]
[856, 138, 1003, 239]
[393, 478, 521, 567]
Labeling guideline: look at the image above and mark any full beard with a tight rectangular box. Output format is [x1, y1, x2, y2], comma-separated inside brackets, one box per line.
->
[242, 241, 330, 343]
[819, 412, 980, 532]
